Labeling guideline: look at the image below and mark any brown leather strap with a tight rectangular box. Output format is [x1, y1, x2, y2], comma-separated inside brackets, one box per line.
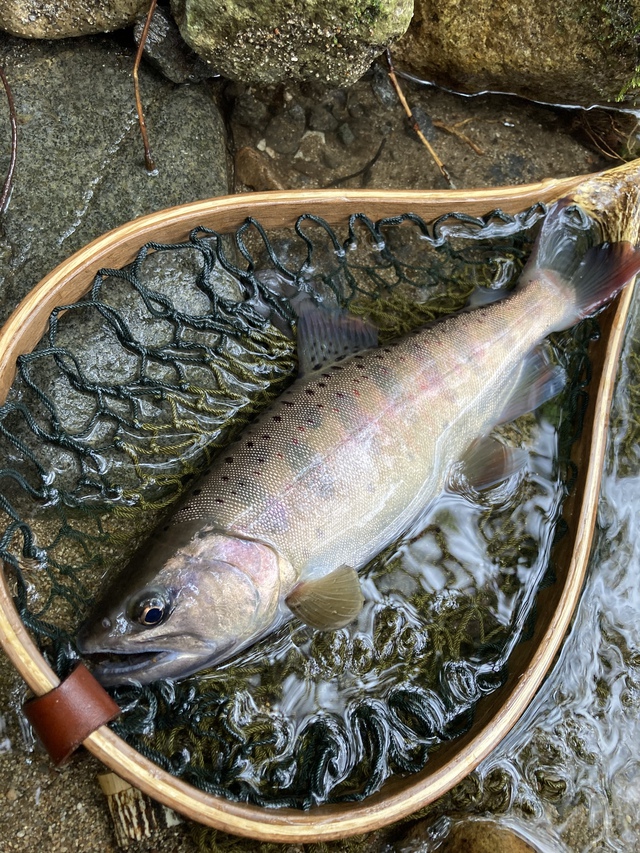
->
[23, 663, 120, 765]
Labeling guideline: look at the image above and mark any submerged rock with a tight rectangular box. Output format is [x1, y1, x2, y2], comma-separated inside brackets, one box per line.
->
[0, 0, 147, 38]
[170, 0, 414, 86]
[395, 0, 640, 107]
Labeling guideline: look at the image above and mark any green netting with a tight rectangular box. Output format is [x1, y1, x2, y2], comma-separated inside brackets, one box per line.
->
[0, 201, 597, 809]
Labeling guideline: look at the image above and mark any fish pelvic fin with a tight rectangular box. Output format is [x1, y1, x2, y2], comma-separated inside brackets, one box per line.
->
[498, 345, 566, 424]
[521, 200, 640, 326]
[295, 297, 378, 375]
[459, 436, 528, 491]
[285, 564, 364, 630]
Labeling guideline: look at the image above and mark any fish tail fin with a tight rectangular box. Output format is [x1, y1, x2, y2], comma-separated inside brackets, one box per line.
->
[565, 241, 640, 322]
[521, 200, 640, 325]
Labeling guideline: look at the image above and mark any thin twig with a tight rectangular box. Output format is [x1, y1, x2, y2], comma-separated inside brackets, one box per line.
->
[385, 48, 453, 187]
[0, 64, 17, 215]
[432, 118, 484, 156]
[134, 0, 158, 173]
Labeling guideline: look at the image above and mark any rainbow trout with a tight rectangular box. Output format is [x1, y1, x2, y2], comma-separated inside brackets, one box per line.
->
[77, 203, 640, 684]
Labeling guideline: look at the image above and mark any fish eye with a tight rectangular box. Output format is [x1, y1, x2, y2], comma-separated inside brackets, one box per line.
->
[134, 592, 170, 627]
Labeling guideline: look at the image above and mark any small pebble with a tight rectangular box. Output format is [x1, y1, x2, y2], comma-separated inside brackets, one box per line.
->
[337, 122, 356, 146]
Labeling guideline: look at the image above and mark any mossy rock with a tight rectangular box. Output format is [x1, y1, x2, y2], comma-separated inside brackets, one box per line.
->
[171, 0, 414, 85]
[395, 0, 640, 107]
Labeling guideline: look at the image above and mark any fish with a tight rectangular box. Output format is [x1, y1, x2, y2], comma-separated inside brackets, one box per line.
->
[76, 202, 640, 685]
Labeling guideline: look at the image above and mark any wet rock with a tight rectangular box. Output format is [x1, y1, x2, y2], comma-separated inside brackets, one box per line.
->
[441, 821, 539, 852]
[337, 122, 356, 146]
[232, 89, 271, 130]
[235, 146, 287, 190]
[264, 103, 307, 154]
[370, 60, 397, 107]
[170, 0, 414, 86]
[409, 105, 436, 143]
[404, 819, 540, 853]
[0, 34, 228, 325]
[395, 0, 640, 108]
[133, 4, 218, 84]
[0, 0, 147, 38]
[308, 105, 339, 133]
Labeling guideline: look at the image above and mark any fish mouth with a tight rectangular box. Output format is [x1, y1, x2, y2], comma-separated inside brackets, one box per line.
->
[87, 649, 184, 687]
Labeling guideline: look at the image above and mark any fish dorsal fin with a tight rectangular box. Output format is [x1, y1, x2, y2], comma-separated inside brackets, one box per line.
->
[498, 346, 566, 425]
[295, 298, 378, 375]
[460, 436, 528, 490]
[285, 565, 364, 630]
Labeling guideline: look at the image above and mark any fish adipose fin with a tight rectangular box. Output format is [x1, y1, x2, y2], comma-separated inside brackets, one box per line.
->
[295, 298, 378, 375]
[498, 346, 566, 425]
[460, 436, 528, 491]
[285, 564, 364, 630]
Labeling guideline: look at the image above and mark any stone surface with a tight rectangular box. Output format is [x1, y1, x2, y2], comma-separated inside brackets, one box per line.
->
[170, 0, 414, 86]
[0, 0, 148, 38]
[439, 820, 538, 853]
[0, 34, 228, 327]
[395, 0, 640, 107]
[133, 4, 219, 84]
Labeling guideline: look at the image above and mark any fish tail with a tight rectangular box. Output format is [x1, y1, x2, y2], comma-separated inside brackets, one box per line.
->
[522, 200, 640, 326]
[564, 241, 640, 322]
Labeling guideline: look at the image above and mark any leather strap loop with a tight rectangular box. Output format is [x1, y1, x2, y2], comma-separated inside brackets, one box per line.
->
[23, 663, 120, 765]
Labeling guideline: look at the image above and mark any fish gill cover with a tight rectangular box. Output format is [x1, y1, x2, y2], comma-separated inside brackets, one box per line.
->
[0, 203, 598, 807]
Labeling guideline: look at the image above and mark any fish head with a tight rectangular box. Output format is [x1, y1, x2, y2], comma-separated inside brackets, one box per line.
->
[77, 522, 292, 685]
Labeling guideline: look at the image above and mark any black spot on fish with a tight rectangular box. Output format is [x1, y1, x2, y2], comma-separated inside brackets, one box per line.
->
[215, 498, 224, 504]
[247, 441, 254, 448]
[306, 389, 315, 395]
[193, 488, 202, 496]
[225, 457, 234, 464]
[221, 475, 229, 482]
[273, 415, 282, 422]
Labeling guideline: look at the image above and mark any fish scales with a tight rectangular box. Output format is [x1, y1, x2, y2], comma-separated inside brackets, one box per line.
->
[171, 277, 569, 578]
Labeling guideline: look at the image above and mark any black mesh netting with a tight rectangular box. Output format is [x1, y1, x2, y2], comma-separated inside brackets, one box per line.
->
[0, 202, 598, 807]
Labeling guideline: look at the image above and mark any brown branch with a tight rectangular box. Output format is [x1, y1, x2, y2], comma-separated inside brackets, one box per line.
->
[432, 118, 484, 156]
[385, 48, 453, 187]
[134, 0, 158, 173]
[0, 64, 17, 215]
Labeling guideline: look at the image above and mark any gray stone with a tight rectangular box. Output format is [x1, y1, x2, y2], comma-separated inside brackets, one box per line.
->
[395, 0, 640, 107]
[308, 105, 339, 133]
[337, 121, 356, 146]
[0, 34, 228, 327]
[232, 89, 271, 130]
[170, 0, 414, 87]
[133, 4, 219, 84]
[264, 103, 307, 155]
[0, 0, 147, 38]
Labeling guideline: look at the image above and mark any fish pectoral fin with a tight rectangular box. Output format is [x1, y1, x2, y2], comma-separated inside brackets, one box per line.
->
[294, 296, 378, 375]
[285, 565, 364, 630]
[459, 436, 528, 490]
[498, 345, 566, 425]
